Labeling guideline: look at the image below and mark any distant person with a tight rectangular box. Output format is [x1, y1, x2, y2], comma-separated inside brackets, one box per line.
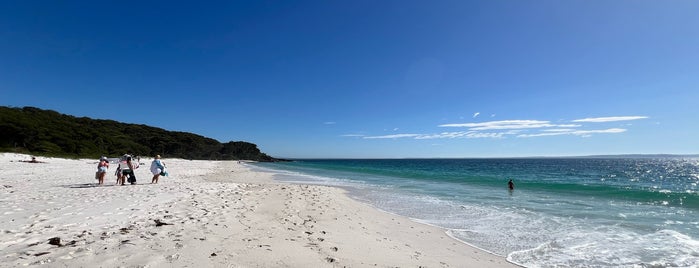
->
[118, 154, 138, 185]
[96, 156, 110, 185]
[115, 166, 122, 184]
[21, 156, 44, 163]
[150, 155, 167, 184]
[508, 179, 515, 191]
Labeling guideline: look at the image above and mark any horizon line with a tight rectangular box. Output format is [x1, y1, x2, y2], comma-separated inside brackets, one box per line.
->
[274, 153, 699, 160]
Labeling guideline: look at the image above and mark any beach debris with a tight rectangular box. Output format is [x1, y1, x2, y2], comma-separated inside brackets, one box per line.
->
[166, 253, 180, 262]
[154, 219, 173, 226]
[330, 246, 338, 252]
[325, 257, 336, 263]
[46, 237, 77, 247]
[34, 252, 50, 257]
[47, 237, 61, 246]
[100, 232, 110, 240]
[210, 253, 217, 257]
[76, 230, 90, 238]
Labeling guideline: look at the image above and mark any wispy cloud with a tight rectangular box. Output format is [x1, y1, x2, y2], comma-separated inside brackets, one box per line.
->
[572, 116, 648, 123]
[413, 132, 469, 139]
[439, 120, 580, 130]
[363, 131, 519, 140]
[363, 134, 420, 139]
[352, 115, 642, 141]
[324, 121, 337, 125]
[542, 128, 578, 132]
[518, 128, 627, 138]
[341, 134, 365, 137]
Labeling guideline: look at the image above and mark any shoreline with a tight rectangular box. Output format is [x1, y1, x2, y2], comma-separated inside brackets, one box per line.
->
[251, 163, 519, 261]
[0, 153, 517, 267]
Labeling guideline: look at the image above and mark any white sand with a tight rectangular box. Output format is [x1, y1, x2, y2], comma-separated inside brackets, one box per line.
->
[0, 153, 517, 267]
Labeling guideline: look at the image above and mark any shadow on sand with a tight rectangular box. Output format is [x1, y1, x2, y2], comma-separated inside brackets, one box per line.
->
[62, 183, 146, 189]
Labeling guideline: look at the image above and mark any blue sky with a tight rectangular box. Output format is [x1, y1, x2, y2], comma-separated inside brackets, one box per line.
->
[1, 1, 698, 158]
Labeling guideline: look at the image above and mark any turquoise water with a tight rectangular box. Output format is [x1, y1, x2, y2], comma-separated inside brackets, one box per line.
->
[255, 158, 699, 267]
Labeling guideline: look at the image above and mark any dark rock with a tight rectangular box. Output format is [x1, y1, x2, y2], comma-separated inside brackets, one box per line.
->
[154, 219, 173, 226]
[48, 237, 61, 246]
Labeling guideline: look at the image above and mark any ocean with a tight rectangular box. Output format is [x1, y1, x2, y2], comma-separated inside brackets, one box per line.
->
[254, 158, 699, 267]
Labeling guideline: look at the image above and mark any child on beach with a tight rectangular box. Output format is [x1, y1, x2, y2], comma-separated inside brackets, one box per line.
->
[96, 156, 109, 185]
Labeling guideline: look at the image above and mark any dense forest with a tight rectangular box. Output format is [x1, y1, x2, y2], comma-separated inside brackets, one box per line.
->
[0, 106, 281, 161]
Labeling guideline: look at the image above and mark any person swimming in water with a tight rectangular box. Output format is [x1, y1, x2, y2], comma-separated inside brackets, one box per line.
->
[508, 179, 515, 191]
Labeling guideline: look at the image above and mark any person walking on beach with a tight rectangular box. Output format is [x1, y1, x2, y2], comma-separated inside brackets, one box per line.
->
[96, 156, 109, 185]
[115, 166, 122, 184]
[508, 179, 515, 191]
[118, 154, 137, 185]
[150, 155, 166, 184]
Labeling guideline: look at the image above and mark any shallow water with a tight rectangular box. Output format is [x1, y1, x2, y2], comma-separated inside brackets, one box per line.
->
[256, 158, 699, 267]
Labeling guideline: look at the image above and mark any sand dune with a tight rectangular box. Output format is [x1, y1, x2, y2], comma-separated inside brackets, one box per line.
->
[0, 153, 516, 267]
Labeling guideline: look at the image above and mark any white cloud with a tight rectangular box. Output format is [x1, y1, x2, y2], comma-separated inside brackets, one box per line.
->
[424, 132, 462, 139]
[516, 132, 568, 138]
[358, 116, 639, 141]
[363, 130, 521, 140]
[556, 124, 583, 128]
[341, 134, 365, 137]
[324, 121, 337, 125]
[440, 120, 562, 130]
[572, 116, 648, 123]
[542, 128, 577, 132]
[363, 134, 420, 139]
[414, 132, 470, 139]
[518, 128, 627, 138]
[464, 131, 513, 139]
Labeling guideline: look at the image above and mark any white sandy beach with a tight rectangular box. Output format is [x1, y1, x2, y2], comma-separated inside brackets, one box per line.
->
[0, 153, 517, 268]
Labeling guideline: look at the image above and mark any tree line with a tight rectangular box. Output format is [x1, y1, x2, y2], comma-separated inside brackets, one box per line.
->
[0, 106, 281, 161]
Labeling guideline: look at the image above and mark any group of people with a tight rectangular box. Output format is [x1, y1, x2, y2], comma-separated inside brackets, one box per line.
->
[95, 154, 168, 185]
